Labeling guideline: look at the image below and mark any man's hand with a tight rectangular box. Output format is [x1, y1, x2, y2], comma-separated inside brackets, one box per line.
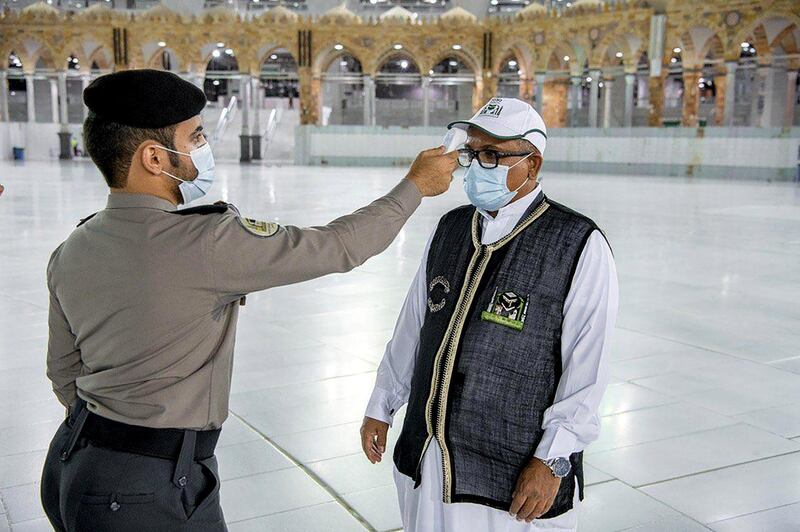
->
[405, 146, 459, 197]
[509, 458, 561, 522]
[360, 416, 389, 464]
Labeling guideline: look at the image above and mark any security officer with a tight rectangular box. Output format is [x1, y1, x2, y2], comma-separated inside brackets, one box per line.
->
[40, 69, 457, 531]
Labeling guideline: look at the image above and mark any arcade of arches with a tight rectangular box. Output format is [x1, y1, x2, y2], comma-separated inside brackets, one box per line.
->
[1, 0, 798, 159]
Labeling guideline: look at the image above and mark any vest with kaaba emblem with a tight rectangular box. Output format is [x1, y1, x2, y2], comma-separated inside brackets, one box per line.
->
[393, 191, 601, 518]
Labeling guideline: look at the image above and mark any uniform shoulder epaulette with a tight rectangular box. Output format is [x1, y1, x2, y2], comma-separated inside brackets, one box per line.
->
[173, 203, 235, 216]
[77, 212, 98, 227]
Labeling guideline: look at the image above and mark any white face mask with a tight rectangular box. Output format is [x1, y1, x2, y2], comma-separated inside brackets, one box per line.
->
[157, 143, 215, 204]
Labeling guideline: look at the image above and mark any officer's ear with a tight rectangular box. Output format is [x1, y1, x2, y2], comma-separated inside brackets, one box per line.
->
[140, 142, 168, 176]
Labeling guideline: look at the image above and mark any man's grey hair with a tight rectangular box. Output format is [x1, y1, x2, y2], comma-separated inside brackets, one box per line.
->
[514, 138, 541, 156]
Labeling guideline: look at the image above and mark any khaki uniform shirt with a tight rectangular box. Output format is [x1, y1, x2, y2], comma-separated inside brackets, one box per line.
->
[46, 180, 422, 430]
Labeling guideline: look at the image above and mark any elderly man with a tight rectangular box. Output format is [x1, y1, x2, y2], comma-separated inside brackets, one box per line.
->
[361, 98, 618, 531]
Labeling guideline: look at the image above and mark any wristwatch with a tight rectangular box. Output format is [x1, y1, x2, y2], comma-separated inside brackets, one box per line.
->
[540, 457, 571, 478]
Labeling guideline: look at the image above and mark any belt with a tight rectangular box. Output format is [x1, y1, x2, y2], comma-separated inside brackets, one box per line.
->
[66, 399, 220, 462]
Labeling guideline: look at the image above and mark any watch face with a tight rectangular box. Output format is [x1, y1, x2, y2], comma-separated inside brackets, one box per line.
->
[552, 458, 571, 477]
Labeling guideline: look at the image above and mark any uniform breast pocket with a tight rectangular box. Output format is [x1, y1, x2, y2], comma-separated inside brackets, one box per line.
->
[75, 492, 157, 532]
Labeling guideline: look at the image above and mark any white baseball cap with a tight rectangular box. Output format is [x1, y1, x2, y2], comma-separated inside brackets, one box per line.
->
[447, 97, 548, 156]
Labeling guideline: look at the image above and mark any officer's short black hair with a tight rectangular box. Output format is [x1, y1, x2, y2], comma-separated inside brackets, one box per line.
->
[83, 112, 180, 188]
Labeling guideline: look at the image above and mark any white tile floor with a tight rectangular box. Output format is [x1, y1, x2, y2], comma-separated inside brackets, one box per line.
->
[1, 159, 799, 532]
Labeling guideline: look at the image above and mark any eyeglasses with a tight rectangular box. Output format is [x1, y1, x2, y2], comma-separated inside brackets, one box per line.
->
[457, 148, 536, 169]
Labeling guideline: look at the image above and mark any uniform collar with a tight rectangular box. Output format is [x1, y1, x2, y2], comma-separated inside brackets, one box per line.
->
[477, 183, 543, 222]
[106, 193, 177, 212]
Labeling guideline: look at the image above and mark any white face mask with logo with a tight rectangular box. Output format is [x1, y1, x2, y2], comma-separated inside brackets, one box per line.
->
[157, 142, 215, 204]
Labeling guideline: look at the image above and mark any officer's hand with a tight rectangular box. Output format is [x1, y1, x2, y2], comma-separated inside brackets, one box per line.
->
[360, 416, 389, 464]
[405, 146, 459, 197]
[509, 458, 561, 522]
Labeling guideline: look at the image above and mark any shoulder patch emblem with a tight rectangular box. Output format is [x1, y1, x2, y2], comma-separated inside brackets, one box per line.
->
[237, 217, 280, 237]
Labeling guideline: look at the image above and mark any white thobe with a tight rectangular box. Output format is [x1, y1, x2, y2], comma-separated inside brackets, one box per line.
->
[365, 185, 619, 532]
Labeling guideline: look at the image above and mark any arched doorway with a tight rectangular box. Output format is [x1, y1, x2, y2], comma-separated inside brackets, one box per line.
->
[429, 56, 475, 126]
[6, 52, 26, 122]
[204, 45, 239, 105]
[497, 53, 522, 99]
[375, 52, 422, 127]
[260, 49, 299, 109]
[321, 52, 364, 126]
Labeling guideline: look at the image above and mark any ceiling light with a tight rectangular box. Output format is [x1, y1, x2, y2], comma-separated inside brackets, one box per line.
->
[394, 44, 403, 50]
[615, 51, 623, 58]
[334, 44, 344, 51]
[508, 60, 517, 67]
[270, 54, 278, 60]
[673, 47, 681, 53]
[158, 41, 166, 47]
[217, 42, 225, 48]
[563, 55, 570, 61]
[452, 44, 462, 50]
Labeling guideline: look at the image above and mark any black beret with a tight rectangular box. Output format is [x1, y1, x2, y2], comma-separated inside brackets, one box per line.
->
[83, 69, 207, 129]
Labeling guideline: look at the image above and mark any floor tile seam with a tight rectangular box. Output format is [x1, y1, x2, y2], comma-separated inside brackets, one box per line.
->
[587, 422, 800, 462]
[228, 410, 377, 532]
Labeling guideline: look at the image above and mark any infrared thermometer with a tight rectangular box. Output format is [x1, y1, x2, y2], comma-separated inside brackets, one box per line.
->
[442, 127, 467, 153]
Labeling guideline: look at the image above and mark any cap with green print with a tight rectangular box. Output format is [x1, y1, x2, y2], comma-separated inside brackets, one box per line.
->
[447, 97, 547, 156]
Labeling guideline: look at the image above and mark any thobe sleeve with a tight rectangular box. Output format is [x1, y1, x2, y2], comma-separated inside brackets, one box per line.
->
[364, 227, 436, 427]
[534, 230, 619, 460]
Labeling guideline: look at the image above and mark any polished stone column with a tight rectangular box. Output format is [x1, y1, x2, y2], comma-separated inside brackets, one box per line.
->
[81, 75, 90, 120]
[363, 75, 375, 126]
[534, 72, 545, 112]
[25, 73, 36, 123]
[723, 61, 737, 126]
[422, 76, 431, 127]
[588, 69, 600, 128]
[681, 69, 700, 127]
[0, 70, 8, 122]
[239, 74, 251, 162]
[57, 71, 72, 159]
[750, 65, 767, 127]
[647, 13, 666, 126]
[713, 72, 726, 126]
[623, 73, 635, 127]
[49, 78, 59, 123]
[602, 77, 614, 129]
[785, 70, 798, 128]
[569, 75, 582, 127]
[250, 77, 262, 160]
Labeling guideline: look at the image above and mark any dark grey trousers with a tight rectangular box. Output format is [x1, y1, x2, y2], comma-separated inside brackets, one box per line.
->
[41, 411, 227, 532]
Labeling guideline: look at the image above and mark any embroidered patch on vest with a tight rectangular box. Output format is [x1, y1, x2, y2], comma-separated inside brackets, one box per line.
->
[427, 276, 450, 313]
[480, 288, 528, 331]
[237, 217, 280, 237]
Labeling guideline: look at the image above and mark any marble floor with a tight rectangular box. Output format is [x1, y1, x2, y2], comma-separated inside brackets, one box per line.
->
[1, 159, 799, 532]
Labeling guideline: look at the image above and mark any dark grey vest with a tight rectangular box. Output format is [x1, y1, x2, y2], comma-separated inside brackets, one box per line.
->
[393, 192, 602, 518]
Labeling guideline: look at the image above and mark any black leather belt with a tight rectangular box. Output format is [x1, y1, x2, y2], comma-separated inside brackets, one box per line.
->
[67, 400, 220, 461]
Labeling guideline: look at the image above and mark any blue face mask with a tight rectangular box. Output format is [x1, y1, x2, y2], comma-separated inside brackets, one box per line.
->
[158, 143, 215, 205]
[463, 152, 533, 212]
